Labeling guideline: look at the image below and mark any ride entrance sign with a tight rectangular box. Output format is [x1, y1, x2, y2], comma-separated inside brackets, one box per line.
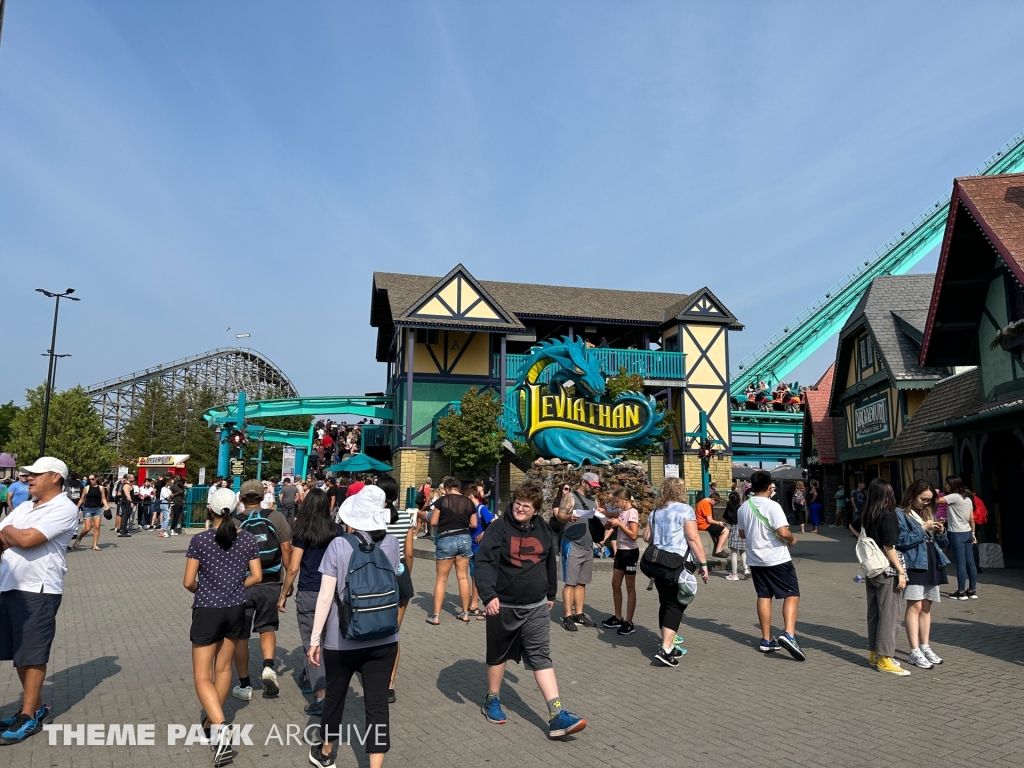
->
[230, 458, 244, 477]
[511, 336, 665, 467]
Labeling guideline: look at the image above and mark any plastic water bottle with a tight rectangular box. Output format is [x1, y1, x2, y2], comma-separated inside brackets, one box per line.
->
[853, 574, 864, 583]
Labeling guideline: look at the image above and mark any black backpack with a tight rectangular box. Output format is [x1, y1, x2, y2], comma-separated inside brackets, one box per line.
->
[238, 509, 282, 575]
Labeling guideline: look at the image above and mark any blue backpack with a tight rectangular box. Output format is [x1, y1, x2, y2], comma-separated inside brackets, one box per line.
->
[335, 533, 399, 641]
[238, 509, 282, 575]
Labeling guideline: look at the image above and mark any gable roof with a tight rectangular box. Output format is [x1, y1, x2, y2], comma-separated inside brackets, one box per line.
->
[831, 274, 949, 408]
[885, 368, 982, 458]
[663, 287, 743, 328]
[922, 173, 1024, 365]
[396, 264, 525, 332]
[803, 363, 837, 464]
[371, 267, 743, 361]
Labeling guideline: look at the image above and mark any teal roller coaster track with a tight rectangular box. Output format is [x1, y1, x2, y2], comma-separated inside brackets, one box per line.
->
[730, 128, 1024, 399]
[730, 128, 1024, 466]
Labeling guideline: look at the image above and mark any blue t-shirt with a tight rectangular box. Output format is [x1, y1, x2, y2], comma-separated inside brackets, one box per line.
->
[186, 528, 260, 608]
[292, 525, 344, 593]
[471, 504, 495, 554]
[8, 481, 30, 508]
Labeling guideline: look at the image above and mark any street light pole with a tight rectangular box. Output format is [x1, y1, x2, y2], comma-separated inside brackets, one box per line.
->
[36, 288, 80, 455]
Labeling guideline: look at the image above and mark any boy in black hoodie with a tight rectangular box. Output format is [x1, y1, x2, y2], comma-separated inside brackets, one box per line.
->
[475, 483, 587, 739]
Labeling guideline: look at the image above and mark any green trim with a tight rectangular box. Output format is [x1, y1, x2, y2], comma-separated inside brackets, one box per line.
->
[923, 398, 1024, 432]
[838, 439, 895, 462]
[838, 370, 890, 403]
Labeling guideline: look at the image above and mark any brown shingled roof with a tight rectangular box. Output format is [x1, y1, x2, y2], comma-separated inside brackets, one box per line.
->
[374, 271, 697, 325]
[955, 174, 1024, 270]
[885, 369, 982, 458]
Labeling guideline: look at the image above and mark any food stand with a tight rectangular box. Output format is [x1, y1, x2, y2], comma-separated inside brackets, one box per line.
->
[136, 454, 189, 484]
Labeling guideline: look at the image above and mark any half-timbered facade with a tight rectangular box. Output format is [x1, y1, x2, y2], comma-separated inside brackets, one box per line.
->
[370, 265, 742, 505]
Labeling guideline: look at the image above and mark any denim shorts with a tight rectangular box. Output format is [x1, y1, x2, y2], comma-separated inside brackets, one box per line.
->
[81, 507, 105, 519]
[435, 533, 473, 560]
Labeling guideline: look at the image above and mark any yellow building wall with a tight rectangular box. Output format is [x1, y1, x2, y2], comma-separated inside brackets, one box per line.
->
[676, 322, 730, 449]
[403, 330, 491, 376]
[905, 389, 928, 421]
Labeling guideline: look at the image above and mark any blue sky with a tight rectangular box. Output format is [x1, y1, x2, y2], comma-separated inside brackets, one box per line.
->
[2, 1, 1023, 404]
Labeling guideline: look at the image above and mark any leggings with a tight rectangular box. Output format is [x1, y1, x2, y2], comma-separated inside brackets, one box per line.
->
[654, 577, 687, 633]
[321, 643, 397, 753]
[170, 505, 184, 531]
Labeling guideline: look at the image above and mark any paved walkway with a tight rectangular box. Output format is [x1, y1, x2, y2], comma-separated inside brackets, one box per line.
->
[1, 527, 1021, 767]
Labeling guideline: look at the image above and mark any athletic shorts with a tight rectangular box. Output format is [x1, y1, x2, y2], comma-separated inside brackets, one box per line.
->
[243, 582, 281, 636]
[613, 547, 640, 574]
[750, 562, 800, 600]
[485, 601, 552, 671]
[561, 540, 593, 586]
[397, 559, 414, 605]
[705, 522, 726, 540]
[190, 605, 247, 646]
[0, 590, 63, 666]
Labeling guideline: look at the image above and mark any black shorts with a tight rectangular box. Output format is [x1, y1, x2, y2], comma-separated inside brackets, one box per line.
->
[397, 559, 414, 605]
[485, 602, 552, 671]
[706, 523, 726, 539]
[243, 583, 281, 636]
[750, 562, 800, 600]
[190, 605, 247, 646]
[0, 590, 63, 667]
[613, 548, 640, 574]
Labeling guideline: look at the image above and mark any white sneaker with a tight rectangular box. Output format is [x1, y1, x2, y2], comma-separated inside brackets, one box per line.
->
[725, 574, 740, 581]
[920, 645, 943, 665]
[261, 667, 280, 696]
[231, 685, 253, 701]
[743, 570, 751, 579]
[907, 649, 933, 669]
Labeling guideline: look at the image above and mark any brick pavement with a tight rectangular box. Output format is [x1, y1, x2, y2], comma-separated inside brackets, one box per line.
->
[1, 527, 1021, 767]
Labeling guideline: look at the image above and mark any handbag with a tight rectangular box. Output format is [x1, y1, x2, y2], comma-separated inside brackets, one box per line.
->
[855, 523, 889, 578]
[640, 510, 687, 580]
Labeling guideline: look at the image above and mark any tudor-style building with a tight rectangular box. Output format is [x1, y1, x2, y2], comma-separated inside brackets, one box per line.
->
[908, 172, 1024, 566]
[827, 274, 952, 495]
[369, 265, 742, 506]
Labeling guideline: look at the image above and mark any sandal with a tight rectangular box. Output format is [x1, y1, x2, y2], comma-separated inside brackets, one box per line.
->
[457, 612, 471, 623]
[466, 607, 484, 617]
[426, 615, 440, 625]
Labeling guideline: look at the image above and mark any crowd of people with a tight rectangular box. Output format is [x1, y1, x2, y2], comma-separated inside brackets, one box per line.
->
[307, 420, 366, 474]
[0, 453, 986, 764]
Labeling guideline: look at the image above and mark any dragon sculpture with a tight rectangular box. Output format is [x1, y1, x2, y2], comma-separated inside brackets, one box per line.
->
[511, 336, 666, 467]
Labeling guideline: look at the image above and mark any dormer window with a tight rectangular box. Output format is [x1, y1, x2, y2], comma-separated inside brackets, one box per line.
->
[858, 336, 874, 370]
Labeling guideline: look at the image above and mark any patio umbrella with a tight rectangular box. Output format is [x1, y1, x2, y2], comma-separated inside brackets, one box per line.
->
[731, 463, 755, 480]
[326, 453, 393, 473]
[770, 464, 806, 481]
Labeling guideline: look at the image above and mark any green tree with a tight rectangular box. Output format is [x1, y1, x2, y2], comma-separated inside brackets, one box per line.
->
[6, 385, 116, 475]
[0, 400, 21, 451]
[437, 387, 504, 473]
[119, 380, 180, 465]
[605, 366, 672, 460]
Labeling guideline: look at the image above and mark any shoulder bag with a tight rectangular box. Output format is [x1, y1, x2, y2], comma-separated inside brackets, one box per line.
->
[855, 522, 890, 579]
[640, 510, 688, 580]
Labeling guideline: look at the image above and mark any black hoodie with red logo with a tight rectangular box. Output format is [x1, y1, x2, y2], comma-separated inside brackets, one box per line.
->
[474, 512, 557, 606]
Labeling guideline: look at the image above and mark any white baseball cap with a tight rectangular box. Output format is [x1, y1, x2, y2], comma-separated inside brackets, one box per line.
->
[20, 457, 69, 479]
[208, 487, 238, 515]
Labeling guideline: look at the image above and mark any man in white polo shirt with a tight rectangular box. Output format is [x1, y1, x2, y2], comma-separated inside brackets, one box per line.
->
[0, 457, 79, 746]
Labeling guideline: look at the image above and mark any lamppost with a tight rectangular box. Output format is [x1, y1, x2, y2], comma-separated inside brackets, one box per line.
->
[36, 288, 80, 455]
[39, 352, 72, 390]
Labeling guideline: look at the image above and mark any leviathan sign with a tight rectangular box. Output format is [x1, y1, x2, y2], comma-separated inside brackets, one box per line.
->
[511, 336, 665, 466]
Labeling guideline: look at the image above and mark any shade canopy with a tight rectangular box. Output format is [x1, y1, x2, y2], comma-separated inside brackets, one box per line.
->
[326, 453, 393, 474]
[770, 464, 806, 480]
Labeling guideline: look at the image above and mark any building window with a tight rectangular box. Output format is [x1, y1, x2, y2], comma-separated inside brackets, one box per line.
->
[664, 334, 679, 352]
[1006, 274, 1024, 323]
[858, 336, 874, 370]
[415, 329, 439, 345]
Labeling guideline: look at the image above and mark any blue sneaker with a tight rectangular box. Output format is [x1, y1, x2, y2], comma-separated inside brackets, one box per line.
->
[548, 709, 587, 738]
[0, 704, 48, 730]
[0, 705, 50, 745]
[303, 697, 324, 716]
[672, 634, 684, 647]
[482, 696, 506, 724]
[778, 633, 806, 661]
[758, 638, 779, 653]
